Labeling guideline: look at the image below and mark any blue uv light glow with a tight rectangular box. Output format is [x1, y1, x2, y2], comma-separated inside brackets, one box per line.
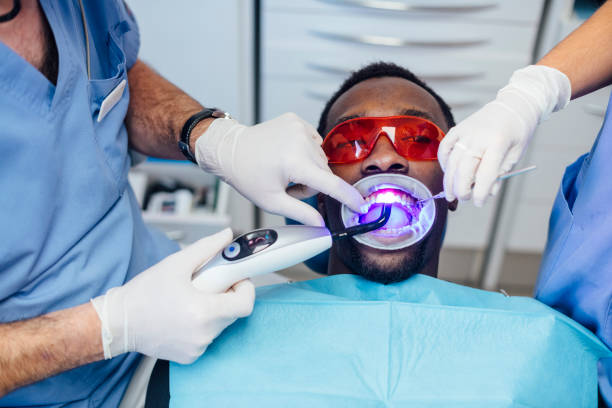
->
[342, 175, 436, 250]
[359, 188, 424, 236]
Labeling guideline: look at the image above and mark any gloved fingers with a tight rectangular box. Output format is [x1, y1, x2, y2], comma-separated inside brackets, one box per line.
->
[498, 146, 523, 175]
[293, 113, 322, 142]
[302, 119, 323, 144]
[181, 345, 209, 365]
[453, 154, 481, 201]
[291, 166, 365, 214]
[437, 127, 461, 172]
[490, 179, 502, 197]
[302, 140, 330, 169]
[217, 279, 255, 318]
[280, 112, 322, 145]
[442, 147, 463, 202]
[443, 140, 482, 201]
[271, 193, 326, 226]
[179, 228, 234, 272]
[315, 147, 330, 169]
[472, 143, 510, 207]
[287, 183, 318, 200]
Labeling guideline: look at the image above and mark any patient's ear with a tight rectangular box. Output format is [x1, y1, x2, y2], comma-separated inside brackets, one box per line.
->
[449, 199, 458, 211]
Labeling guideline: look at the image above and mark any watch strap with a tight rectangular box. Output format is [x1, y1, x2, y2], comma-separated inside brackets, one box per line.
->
[178, 108, 229, 163]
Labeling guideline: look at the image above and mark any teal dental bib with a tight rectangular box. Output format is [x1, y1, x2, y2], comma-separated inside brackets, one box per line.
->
[171, 274, 610, 407]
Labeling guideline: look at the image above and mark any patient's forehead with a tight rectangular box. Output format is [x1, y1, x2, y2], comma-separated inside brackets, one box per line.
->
[326, 77, 448, 134]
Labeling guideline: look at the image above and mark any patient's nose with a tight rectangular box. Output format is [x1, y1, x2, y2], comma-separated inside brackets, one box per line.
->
[361, 133, 409, 175]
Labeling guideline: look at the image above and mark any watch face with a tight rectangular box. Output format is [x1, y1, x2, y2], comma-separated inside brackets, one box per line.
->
[212, 110, 231, 120]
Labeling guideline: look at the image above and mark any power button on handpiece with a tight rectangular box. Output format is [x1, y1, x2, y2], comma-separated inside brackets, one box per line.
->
[223, 242, 241, 259]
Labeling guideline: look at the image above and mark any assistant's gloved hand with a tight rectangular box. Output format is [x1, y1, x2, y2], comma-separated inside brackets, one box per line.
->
[91, 228, 254, 364]
[195, 112, 366, 226]
[438, 65, 571, 207]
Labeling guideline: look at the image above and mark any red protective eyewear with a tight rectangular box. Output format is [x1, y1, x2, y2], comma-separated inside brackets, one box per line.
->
[322, 115, 446, 164]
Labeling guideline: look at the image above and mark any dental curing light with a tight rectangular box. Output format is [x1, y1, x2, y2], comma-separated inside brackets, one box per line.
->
[341, 174, 437, 251]
[192, 205, 391, 294]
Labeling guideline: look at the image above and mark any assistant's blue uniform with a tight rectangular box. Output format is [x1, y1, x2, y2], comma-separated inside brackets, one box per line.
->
[0, 1, 178, 406]
[536, 90, 612, 405]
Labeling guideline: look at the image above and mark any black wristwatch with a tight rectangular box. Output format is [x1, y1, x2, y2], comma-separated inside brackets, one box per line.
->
[178, 108, 230, 163]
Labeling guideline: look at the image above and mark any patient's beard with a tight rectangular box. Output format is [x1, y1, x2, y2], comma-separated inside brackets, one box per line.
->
[344, 237, 428, 284]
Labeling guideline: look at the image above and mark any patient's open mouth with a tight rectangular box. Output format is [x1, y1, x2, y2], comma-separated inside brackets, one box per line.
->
[357, 186, 423, 236]
[341, 175, 436, 250]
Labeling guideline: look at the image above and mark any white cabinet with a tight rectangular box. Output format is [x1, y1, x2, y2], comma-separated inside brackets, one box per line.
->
[128, 160, 232, 244]
[125, 0, 256, 241]
[265, 0, 545, 23]
[261, 0, 544, 248]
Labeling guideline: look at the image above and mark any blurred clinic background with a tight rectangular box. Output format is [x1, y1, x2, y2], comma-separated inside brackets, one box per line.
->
[126, 0, 610, 295]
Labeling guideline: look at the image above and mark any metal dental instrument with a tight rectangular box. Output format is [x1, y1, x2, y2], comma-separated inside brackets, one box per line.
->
[496, 164, 537, 180]
[417, 165, 537, 204]
[192, 204, 392, 294]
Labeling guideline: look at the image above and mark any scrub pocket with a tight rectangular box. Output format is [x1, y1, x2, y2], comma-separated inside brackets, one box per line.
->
[534, 155, 585, 295]
[88, 28, 131, 191]
[89, 29, 127, 102]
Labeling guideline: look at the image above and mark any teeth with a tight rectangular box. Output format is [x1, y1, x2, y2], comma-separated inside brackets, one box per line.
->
[374, 224, 419, 236]
[360, 187, 423, 218]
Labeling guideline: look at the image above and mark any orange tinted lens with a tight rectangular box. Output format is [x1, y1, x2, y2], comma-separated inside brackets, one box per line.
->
[394, 118, 443, 160]
[322, 119, 377, 163]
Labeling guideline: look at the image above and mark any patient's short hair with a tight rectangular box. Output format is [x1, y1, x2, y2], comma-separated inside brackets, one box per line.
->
[317, 61, 456, 135]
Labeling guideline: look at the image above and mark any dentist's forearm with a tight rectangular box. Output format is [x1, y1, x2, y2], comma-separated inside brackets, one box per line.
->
[0, 303, 103, 396]
[125, 59, 215, 159]
[537, 0, 612, 99]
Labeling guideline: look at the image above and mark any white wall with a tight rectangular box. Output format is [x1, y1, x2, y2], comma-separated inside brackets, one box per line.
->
[127, 0, 254, 123]
[126, 0, 256, 232]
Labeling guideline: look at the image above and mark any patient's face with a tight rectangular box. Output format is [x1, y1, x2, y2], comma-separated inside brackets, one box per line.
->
[319, 77, 455, 283]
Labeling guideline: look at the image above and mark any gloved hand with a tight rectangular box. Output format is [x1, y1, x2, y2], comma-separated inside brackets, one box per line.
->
[91, 228, 254, 364]
[438, 65, 571, 206]
[195, 112, 366, 226]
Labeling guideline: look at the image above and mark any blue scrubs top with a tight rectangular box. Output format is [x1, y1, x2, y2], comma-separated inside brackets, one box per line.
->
[0, 1, 178, 406]
[536, 90, 612, 405]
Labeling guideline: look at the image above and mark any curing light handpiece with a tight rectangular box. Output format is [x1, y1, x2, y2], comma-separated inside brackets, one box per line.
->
[192, 204, 392, 294]
[331, 204, 392, 239]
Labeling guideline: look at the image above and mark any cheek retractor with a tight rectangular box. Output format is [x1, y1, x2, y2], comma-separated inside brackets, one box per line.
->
[341, 174, 437, 250]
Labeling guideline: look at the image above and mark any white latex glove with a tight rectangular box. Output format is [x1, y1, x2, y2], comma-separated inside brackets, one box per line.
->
[91, 228, 254, 364]
[195, 112, 366, 226]
[438, 65, 571, 207]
